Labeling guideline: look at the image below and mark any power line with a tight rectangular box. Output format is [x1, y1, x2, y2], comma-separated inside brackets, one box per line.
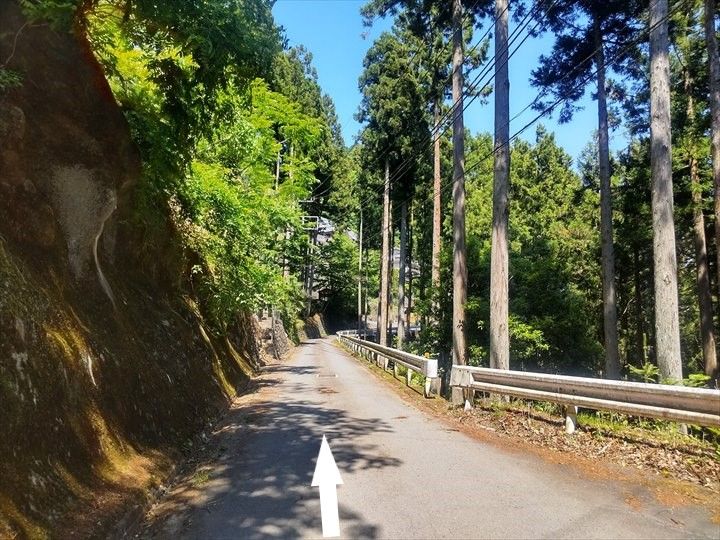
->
[355, 0, 554, 240]
[377, 0, 553, 196]
[357, 0, 688, 251]
[352, 0, 524, 212]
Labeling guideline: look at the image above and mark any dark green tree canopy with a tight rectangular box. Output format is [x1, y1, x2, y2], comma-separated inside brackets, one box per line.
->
[531, 0, 645, 123]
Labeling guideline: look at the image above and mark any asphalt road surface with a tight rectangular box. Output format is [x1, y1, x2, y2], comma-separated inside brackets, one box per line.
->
[142, 337, 719, 539]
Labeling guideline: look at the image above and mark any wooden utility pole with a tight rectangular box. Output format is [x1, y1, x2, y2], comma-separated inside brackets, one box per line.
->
[379, 160, 391, 347]
[649, 0, 683, 382]
[431, 100, 442, 309]
[357, 210, 363, 336]
[363, 244, 369, 338]
[594, 18, 620, 379]
[705, 0, 720, 294]
[451, 0, 468, 369]
[305, 219, 317, 318]
[490, 0, 510, 372]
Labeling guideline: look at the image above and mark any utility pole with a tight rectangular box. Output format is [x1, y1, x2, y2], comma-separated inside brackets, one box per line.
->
[301, 213, 318, 319]
[451, 0, 468, 370]
[307, 224, 317, 318]
[363, 244, 369, 339]
[275, 150, 281, 190]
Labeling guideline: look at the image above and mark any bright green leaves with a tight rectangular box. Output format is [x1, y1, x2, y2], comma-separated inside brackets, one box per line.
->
[176, 161, 300, 327]
[74, 0, 334, 329]
[315, 233, 360, 322]
[169, 77, 329, 329]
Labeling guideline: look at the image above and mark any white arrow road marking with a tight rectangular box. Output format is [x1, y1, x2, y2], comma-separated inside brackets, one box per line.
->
[311, 435, 343, 537]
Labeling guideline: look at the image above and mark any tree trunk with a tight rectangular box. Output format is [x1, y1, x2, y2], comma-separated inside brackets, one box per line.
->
[691, 158, 718, 380]
[407, 202, 413, 340]
[389, 200, 395, 343]
[649, 0, 683, 382]
[379, 160, 391, 347]
[431, 99, 442, 307]
[357, 210, 363, 336]
[451, 0, 468, 368]
[633, 247, 646, 366]
[490, 0, 510, 371]
[685, 70, 719, 380]
[397, 199, 408, 350]
[705, 0, 720, 295]
[594, 18, 621, 379]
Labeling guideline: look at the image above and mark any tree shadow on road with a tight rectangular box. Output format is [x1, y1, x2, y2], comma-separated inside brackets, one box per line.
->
[141, 363, 398, 539]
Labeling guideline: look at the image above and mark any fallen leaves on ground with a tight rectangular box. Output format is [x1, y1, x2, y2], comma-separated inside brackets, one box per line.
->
[449, 402, 720, 492]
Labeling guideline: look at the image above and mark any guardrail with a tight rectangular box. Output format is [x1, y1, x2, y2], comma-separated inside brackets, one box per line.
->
[337, 331, 439, 398]
[450, 365, 720, 432]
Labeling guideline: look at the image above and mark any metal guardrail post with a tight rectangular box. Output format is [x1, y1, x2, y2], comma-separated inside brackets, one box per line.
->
[564, 405, 578, 434]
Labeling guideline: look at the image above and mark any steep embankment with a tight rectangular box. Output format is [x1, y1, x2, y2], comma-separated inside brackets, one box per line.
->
[0, 4, 271, 537]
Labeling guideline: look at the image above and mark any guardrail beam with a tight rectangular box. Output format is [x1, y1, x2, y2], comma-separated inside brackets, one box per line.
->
[337, 333, 440, 399]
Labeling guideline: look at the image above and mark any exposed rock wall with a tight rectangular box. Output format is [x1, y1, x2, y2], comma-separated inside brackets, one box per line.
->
[0, 1, 138, 282]
[0, 3, 270, 537]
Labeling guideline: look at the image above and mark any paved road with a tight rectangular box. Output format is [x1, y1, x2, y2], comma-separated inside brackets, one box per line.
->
[144, 337, 719, 539]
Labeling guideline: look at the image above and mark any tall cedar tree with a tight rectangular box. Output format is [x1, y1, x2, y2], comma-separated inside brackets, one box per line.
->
[531, 0, 644, 379]
[650, 0, 684, 382]
[361, 0, 489, 347]
[490, 0, 510, 371]
[671, 5, 718, 380]
[357, 30, 429, 346]
[705, 0, 720, 299]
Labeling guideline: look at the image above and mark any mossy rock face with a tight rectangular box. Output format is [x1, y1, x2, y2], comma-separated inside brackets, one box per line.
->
[0, 231, 264, 537]
[0, 1, 140, 277]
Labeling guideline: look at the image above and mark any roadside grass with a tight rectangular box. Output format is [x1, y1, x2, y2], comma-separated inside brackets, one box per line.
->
[474, 396, 720, 455]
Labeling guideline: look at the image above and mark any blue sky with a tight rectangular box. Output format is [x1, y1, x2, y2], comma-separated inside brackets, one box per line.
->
[272, 0, 625, 165]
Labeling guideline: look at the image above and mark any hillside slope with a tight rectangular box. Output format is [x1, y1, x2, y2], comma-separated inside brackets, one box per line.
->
[0, 3, 270, 536]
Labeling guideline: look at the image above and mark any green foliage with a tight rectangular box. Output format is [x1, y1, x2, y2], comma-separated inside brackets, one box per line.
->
[176, 161, 301, 327]
[627, 362, 660, 383]
[357, 29, 430, 189]
[683, 373, 712, 388]
[48, 0, 345, 331]
[458, 127, 603, 373]
[19, 0, 77, 28]
[270, 46, 347, 222]
[0, 68, 22, 95]
[628, 363, 712, 389]
[315, 232, 360, 324]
